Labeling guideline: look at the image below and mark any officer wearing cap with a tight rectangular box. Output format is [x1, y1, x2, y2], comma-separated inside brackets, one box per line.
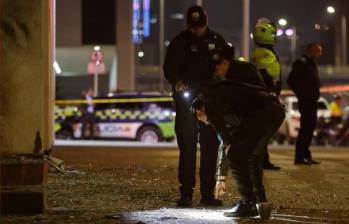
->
[207, 45, 270, 198]
[191, 52, 285, 219]
[163, 5, 226, 207]
[251, 18, 282, 170]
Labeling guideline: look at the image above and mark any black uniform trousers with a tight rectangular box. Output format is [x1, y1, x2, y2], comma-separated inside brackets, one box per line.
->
[227, 103, 284, 203]
[174, 92, 220, 199]
[295, 100, 318, 160]
[81, 112, 95, 139]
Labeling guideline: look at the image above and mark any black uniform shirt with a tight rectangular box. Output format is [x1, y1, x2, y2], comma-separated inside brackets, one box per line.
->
[199, 79, 278, 143]
[287, 54, 320, 101]
[226, 60, 267, 89]
[163, 28, 226, 90]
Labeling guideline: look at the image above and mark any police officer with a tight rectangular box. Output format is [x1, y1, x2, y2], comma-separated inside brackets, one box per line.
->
[81, 88, 95, 139]
[251, 18, 281, 170]
[209, 45, 269, 197]
[287, 43, 322, 165]
[191, 53, 285, 219]
[163, 5, 226, 207]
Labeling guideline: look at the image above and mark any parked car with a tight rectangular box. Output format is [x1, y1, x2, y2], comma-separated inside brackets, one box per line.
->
[55, 92, 176, 143]
[276, 96, 331, 144]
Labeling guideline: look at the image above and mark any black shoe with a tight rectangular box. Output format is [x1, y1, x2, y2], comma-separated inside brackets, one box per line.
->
[295, 158, 320, 165]
[177, 196, 192, 207]
[263, 163, 281, 170]
[223, 200, 258, 218]
[256, 202, 272, 220]
[199, 198, 223, 207]
[309, 159, 321, 164]
[295, 158, 311, 165]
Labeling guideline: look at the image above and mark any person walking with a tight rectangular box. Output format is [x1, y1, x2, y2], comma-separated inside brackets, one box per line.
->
[163, 5, 226, 207]
[287, 43, 323, 165]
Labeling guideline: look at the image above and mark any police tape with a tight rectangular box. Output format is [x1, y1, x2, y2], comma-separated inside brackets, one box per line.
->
[55, 97, 174, 105]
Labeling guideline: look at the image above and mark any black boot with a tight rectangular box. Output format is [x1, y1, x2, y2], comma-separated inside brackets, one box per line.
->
[223, 200, 258, 218]
[177, 195, 193, 207]
[263, 162, 281, 170]
[199, 197, 223, 207]
[257, 202, 272, 220]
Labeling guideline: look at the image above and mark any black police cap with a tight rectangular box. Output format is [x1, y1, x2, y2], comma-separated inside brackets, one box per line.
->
[186, 5, 207, 28]
[209, 45, 235, 65]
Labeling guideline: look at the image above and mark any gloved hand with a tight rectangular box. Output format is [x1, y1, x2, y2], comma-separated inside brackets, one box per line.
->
[215, 176, 226, 197]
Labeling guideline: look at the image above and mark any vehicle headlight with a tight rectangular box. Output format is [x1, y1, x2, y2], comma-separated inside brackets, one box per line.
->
[162, 110, 171, 117]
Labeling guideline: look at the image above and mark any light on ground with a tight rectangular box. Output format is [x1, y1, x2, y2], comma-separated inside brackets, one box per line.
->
[278, 18, 288, 27]
[238, 57, 245, 61]
[327, 6, 335, 14]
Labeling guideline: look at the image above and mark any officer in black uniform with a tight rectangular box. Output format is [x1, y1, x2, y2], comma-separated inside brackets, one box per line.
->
[287, 43, 322, 165]
[191, 52, 285, 219]
[163, 5, 226, 207]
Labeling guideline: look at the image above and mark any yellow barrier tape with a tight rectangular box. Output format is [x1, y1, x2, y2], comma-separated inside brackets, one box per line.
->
[55, 97, 174, 105]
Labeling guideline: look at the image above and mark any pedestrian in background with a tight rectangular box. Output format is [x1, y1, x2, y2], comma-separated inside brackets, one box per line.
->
[287, 43, 323, 165]
[163, 5, 226, 207]
[81, 88, 95, 139]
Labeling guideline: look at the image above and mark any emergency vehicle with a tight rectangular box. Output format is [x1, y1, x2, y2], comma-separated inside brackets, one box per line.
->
[54, 92, 176, 143]
[277, 96, 331, 144]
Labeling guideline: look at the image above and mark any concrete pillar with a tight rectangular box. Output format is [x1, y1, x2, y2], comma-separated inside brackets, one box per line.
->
[56, 0, 82, 46]
[242, 0, 250, 61]
[335, 0, 349, 65]
[116, 0, 135, 91]
[0, 0, 53, 215]
[0, 0, 53, 154]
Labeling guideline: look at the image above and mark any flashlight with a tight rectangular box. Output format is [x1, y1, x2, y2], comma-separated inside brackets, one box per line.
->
[183, 91, 190, 98]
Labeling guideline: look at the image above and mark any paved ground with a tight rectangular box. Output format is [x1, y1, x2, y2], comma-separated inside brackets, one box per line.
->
[1, 145, 349, 223]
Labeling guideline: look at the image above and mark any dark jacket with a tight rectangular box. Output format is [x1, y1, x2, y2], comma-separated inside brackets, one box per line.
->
[163, 28, 226, 90]
[227, 60, 267, 89]
[287, 55, 320, 101]
[198, 79, 279, 143]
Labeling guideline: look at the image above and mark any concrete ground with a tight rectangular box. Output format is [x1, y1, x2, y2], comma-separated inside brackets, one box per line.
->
[1, 145, 349, 223]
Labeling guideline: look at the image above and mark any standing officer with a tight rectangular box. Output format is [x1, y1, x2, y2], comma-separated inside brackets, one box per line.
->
[287, 43, 323, 165]
[251, 18, 281, 170]
[81, 88, 95, 139]
[163, 5, 226, 207]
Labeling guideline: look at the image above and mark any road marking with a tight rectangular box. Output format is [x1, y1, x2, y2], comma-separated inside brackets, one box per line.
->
[272, 216, 328, 224]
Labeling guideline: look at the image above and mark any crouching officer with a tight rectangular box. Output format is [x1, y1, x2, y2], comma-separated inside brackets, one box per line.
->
[192, 52, 285, 219]
[163, 5, 226, 207]
[207, 45, 269, 197]
[251, 18, 282, 170]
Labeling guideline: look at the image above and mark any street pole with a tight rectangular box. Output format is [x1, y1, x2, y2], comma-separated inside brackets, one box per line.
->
[159, 0, 165, 92]
[94, 61, 99, 97]
[242, 0, 250, 61]
[290, 27, 297, 63]
[341, 15, 348, 65]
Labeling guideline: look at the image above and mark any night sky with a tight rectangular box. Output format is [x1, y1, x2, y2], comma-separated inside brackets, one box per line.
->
[159, 0, 338, 64]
